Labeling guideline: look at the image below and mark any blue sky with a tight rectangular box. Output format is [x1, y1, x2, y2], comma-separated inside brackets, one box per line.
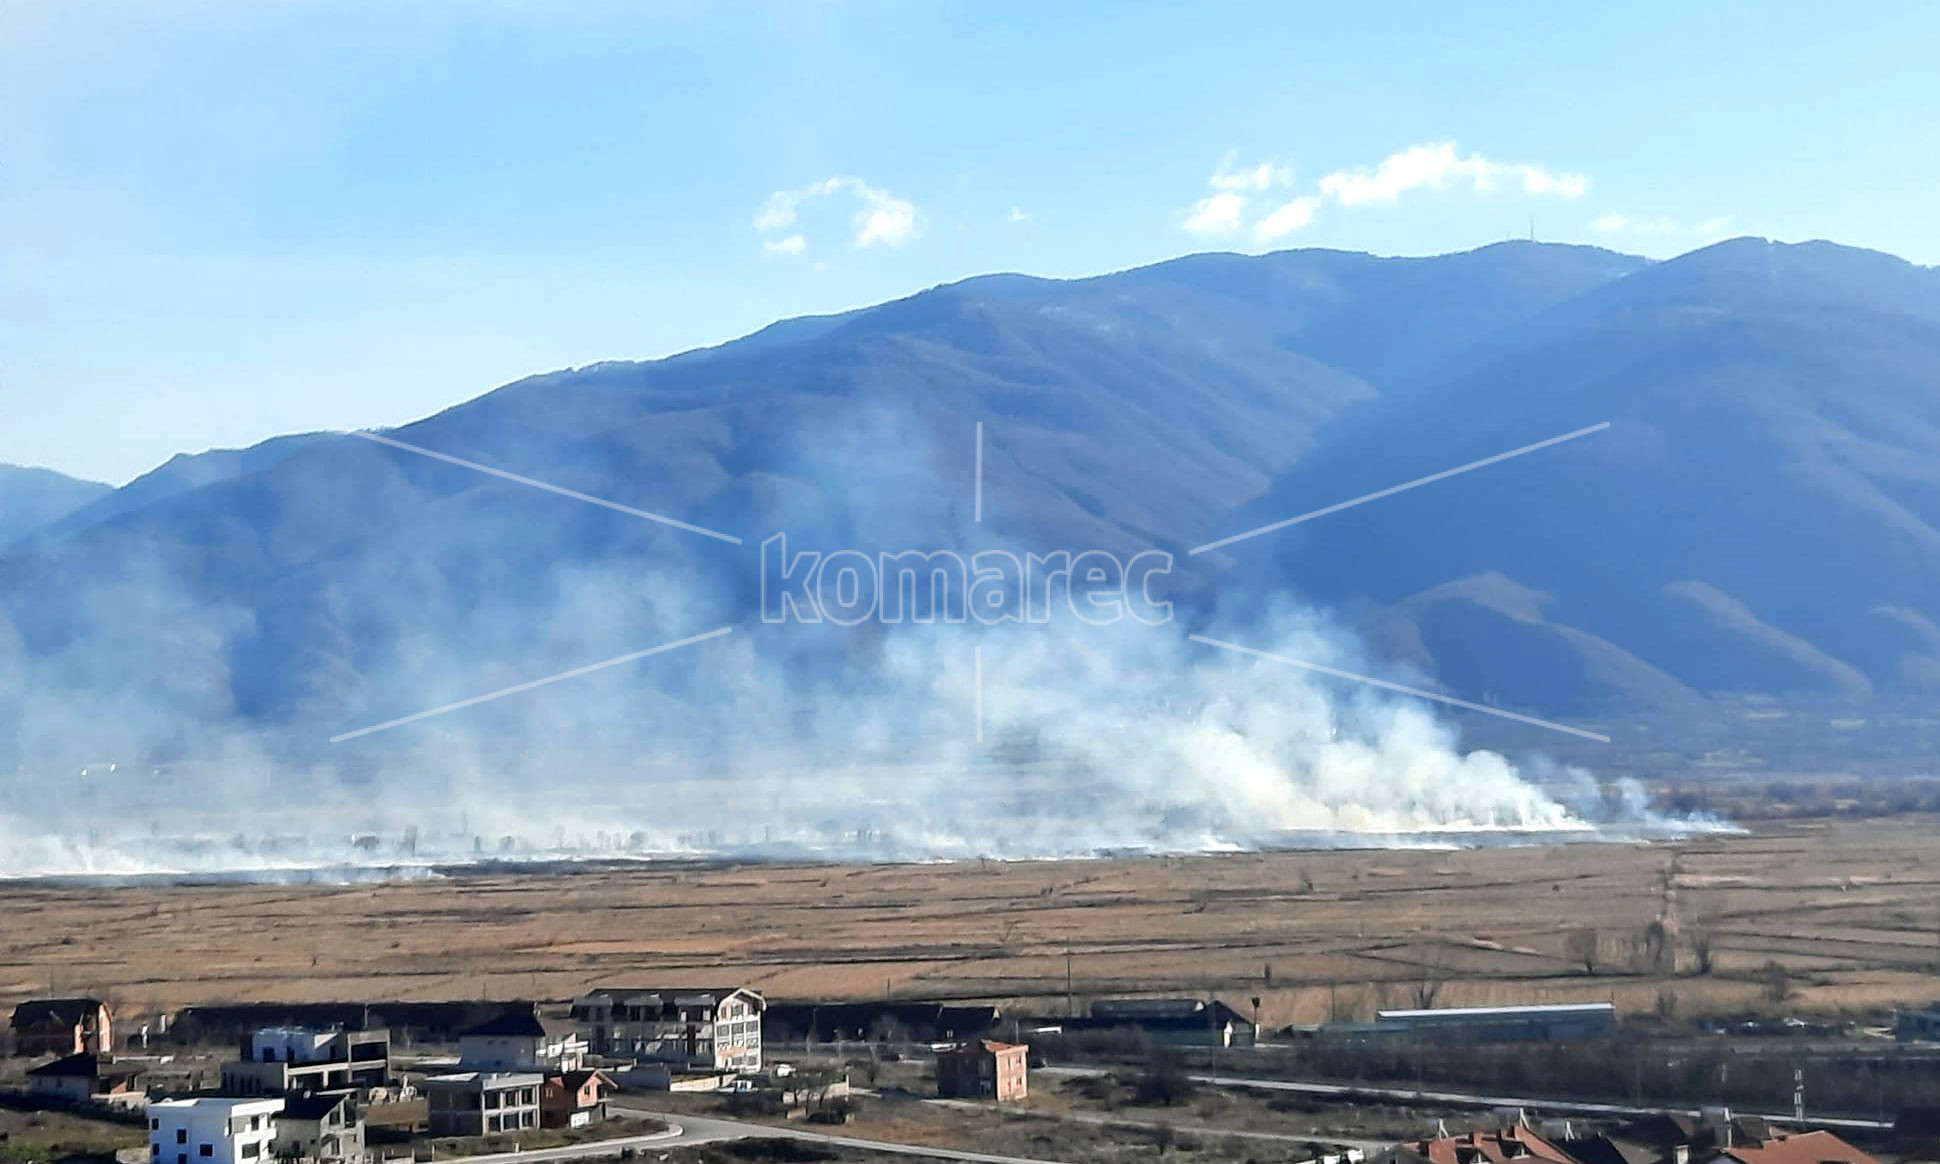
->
[4, 1, 1937, 485]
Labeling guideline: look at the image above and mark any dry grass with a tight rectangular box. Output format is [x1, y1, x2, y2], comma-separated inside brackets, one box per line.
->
[6, 817, 1940, 1030]
[0, 1106, 144, 1164]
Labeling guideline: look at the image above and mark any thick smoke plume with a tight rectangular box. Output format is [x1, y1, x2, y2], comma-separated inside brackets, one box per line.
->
[0, 404, 1722, 879]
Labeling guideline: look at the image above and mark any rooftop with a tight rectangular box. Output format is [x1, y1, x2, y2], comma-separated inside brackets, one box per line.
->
[10, 998, 109, 1028]
[425, 1071, 545, 1087]
[28, 1053, 144, 1079]
[150, 1098, 286, 1113]
[281, 1094, 354, 1121]
[458, 1008, 546, 1039]
[1723, 1131, 1877, 1164]
[582, 986, 759, 1004]
[1377, 1003, 1617, 1021]
[1409, 1127, 1579, 1164]
[252, 1026, 336, 1039]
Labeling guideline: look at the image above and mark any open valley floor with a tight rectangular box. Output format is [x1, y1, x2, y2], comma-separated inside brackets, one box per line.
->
[6, 816, 1940, 1030]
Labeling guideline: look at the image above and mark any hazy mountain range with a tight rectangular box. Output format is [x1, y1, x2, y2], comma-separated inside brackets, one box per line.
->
[0, 466, 109, 548]
[4, 236, 1938, 777]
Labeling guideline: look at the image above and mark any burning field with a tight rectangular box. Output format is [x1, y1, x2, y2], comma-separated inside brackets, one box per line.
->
[3, 814, 1938, 1030]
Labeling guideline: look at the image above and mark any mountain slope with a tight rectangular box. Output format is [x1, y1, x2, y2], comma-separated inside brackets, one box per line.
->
[0, 465, 110, 547]
[1211, 238, 1940, 717]
[19, 433, 338, 551]
[10, 238, 1936, 776]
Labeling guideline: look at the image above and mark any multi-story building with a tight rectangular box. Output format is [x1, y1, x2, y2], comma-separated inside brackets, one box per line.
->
[271, 1093, 365, 1164]
[935, 1040, 1028, 1102]
[422, 1072, 542, 1137]
[10, 998, 114, 1057]
[538, 1070, 613, 1129]
[220, 1028, 391, 1097]
[148, 1098, 283, 1164]
[570, 987, 762, 1073]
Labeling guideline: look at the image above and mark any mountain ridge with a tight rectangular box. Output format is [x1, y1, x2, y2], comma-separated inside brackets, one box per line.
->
[4, 236, 1936, 772]
[0, 465, 112, 549]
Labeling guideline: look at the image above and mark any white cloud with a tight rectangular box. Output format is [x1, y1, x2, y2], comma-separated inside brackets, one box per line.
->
[1209, 158, 1292, 193]
[753, 176, 919, 252]
[1253, 196, 1321, 242]
[1181, 142, 1589, 245]
[853, 190, 917, 247]
[1008, 207, 1032, 223]
[753, 192, 802, 233]
[1184, 192, 1249, 236]
[1317, 141, 1588, 206]
[1183, 157, 1297, 237]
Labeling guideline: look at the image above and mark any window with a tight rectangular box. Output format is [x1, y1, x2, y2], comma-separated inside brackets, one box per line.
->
[177, 1130, 188, 1144]
[151, 1120, 160, 1130]
[242, 1143, 260, 1159]
[200, 1145, 213, 1157]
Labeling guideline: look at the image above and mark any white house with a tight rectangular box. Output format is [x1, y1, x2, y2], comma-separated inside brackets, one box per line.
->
[246, 1029, 339, 1063]
[455, 1009, 586, 1073]
[149, 1098, 284, 1164]
[221, 1027, 391, 1097]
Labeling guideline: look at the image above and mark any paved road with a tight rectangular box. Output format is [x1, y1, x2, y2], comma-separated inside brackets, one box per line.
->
[1036, 1066, 1895, 1133]
[927, 1095, 1385, 1155]
[433, 1123, 688, 1164]
[604, 1098, 1084, 1164]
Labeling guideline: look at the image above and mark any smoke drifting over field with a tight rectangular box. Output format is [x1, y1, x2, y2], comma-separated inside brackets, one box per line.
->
[0, 599, 1712, 879]
[0, 405, 1707, 880]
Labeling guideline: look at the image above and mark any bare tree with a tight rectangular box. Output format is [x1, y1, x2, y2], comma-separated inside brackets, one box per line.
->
[1639, 919, 1672, 974]
[1567, 928, 1602, 976]
[1687, 921, 1718, 975]
[1135, 1049, 1196, 1107]
[1761, 960, 1792, 1005]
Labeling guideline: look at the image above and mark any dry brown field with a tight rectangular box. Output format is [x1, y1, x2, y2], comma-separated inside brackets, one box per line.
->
[5, 816, 1940, 1031]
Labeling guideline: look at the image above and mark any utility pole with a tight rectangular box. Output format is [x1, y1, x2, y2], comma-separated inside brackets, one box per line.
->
[1065, 949, 1074, 1018]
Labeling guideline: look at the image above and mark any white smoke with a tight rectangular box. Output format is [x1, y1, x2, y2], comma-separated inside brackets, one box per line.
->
[0, 401, 1728, 880]
[0, 599, 1732, 879]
